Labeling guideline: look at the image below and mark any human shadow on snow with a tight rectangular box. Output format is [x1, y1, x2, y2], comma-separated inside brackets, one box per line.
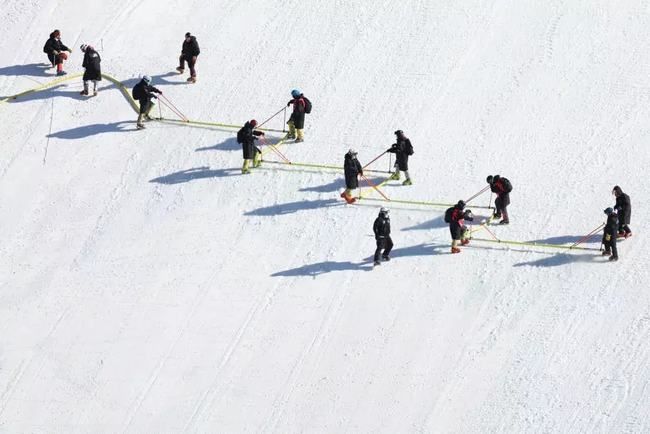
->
[401, 215, 447, 231]
[0, 63, 52, 77]
[47, 121, 133, 139]
[299, 178, 345, 193]
[528, 235, 601, 245]
[8, 83, 83, 103]
[149, 166, 240, 184]
[196, 137, 240, 152]
[272, 260, 374, 277]
[514, 253, 601, 268]
[245, 198, 341, 216]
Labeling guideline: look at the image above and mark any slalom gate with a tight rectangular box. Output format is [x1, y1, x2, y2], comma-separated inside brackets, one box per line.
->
[0, 75, 606, 254]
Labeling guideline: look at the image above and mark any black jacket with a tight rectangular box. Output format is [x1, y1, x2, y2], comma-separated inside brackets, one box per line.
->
[181, 36, 200, 57]
[238, 122, 263, 159]
[387, 137, 412, 171]
[373, 215, 391, 239]
[614, 192, 631, 225]
[604, 213, 618, 239]
[132, 80, 162, 101]
[344, 153, 363, 189]
[82, 48, 102, 81]
[43, 33, 70, 55]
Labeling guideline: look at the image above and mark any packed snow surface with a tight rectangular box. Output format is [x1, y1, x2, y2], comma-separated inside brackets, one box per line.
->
[1, 0, 649, 432]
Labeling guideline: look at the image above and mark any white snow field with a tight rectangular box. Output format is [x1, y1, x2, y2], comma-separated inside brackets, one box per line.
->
[1, 0, 650, 432]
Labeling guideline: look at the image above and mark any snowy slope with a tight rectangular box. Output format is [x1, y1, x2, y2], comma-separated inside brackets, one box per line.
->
[1, 0, 650, 432]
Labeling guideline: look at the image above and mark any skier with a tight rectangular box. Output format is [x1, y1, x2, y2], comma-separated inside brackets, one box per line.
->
[79, 44, 101, 96]
[132, 76, 162, 129]
[176, 32, 200, 83]
[445, 200, 474, 254]
[486, 174, 512, 224]
[43, 30, 71, 76]
[372, 207, 393, 265]
[612, 185, 632, 238]
[237, 119, 264, 174]
[286, 89, 308, 142]
[341, 149, 363, 204]
[602, 207, 619, 261]
[387, 130, 414, 185]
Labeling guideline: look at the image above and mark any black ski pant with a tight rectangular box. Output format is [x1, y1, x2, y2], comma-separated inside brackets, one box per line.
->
[603, 234, 618, 259]
[617, 222, 631, 235]
[374, 236, 393, 261]
[179, 55, 197, 77]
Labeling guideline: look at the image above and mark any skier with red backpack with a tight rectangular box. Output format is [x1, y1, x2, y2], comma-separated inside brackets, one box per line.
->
[486, 174, 512, 224]
[445, 200, 474, 254]
[43, 30, 71, 76]
[286, 89, 311, 142]
[387, 130, 414, 185]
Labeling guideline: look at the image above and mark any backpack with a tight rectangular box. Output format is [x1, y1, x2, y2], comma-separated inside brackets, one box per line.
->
[444, 207, 454, 223]
[501, 177, 513, 193]
[404, 139, 414, 156]
[302, 96, 312, 114]
[236, 127, 245, 144]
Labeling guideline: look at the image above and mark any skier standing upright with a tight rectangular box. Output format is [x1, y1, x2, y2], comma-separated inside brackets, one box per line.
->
[373, 207, 393, 265]
[80, 44, 101, 96]
[287, 89, 308, 142]
[602, 207, 619, 261]
[132, 76, 162, 129]
[176, 32, 200, 83]
[43, 30, 71, 76]
[387, 130, 414, 185]
[612, 186, 632, 238]
[486, 174, 512, 224]
[341, 149, 363, 204]
[237, 119, 264, 174]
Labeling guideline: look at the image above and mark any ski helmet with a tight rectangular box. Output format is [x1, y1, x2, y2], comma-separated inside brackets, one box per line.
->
[380, 207, 389, 215]
[291, 89, 301, 98]
[142, 75, 152, 84]
[249, 119, 258, 127]
[348, 148, 358, 155]
[80, 44, 88, 52]
[604, 207, 614, 215]
[612, 185, 622, 196]
[394, 130, 404, 136]
[185, 32, 192, 38]
[457, 200, 466, 210]
[486, 175, 493, 184]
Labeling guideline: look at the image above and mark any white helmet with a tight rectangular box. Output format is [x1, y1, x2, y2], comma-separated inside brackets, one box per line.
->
[379, 207, 389, 215]
[348, 148, 357, 155]
[143, 75, 152, 84]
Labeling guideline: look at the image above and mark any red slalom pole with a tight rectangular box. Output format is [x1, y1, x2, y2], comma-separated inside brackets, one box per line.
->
[361, 174, 390, 201]
[260, 137, 291, 163]
[571, 223, 605, 248]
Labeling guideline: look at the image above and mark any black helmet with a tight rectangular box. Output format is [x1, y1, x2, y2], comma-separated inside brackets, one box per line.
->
[604, 207, 614, 215]
[486, 175, 493, 184]
[456, 200, 466, 210]
[394, 130, 404, 136]
[612, 185, 622, 196]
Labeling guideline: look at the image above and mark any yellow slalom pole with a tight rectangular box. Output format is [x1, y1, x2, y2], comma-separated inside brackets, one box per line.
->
[260, 159, 390, 174]
[356, 196, 495, 210]
[470, 237, 601, 251]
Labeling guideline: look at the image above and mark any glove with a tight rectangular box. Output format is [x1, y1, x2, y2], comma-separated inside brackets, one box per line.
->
[151, 94, 158, 99]
[53, 50, 59, 55]
[259, 132, 265, 136]
[287, 100, 293, 107]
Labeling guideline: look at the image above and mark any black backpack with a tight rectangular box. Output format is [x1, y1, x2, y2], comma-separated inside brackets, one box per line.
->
[501, 177, 513, 193]
[236, 127, 245, 144]
[404, 140, 414, 156]
[303, 96, 312, 114]
[444, 207, 454, 223]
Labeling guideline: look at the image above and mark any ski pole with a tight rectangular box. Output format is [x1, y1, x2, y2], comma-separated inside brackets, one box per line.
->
[158, 99, 162, 120]
[465, 185, 490, 204]
[283, 106, 287, 132]
[363, 150, 388, 170]
[361, 174, 390, 201]
[257, 106, 286, 129]
[571, 223, 605, 248]
[488, 192, 493, 210]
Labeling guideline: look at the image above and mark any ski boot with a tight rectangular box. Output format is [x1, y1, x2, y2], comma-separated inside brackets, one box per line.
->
[373, 260, 381, 266]
[499, 219, 510, 225]
[609, 256, 619, 262]
[382, 255, 390, 262]
[389, 171, 401, 181]
[80, 89, 88, 96]
[287, 133, 296, 140]
[294, 138, 304, 143]
[176, 67, 184, 74]
[136, 123, 146, 130]
[187, 76, 196, 83]
[601, 250, 611, 257]
[402, 178, 412, 186]
[56, 70, 67, 76]
[451, 247, 461, 254]
[241, 168, 251, 174]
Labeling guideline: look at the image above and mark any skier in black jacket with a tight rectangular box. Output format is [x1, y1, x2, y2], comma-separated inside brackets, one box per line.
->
[486, 174, 512, 224]
[447, 200, 474, 254]
[132, 76, 162, 129]
[237, 120, 264, 174]
[602, 207, 619, 261]
[387, 130, 413, 185]
[43, 30, 71, 76]
[612, 185, 632, 238]
[80, 44, 101, 96]
[341, 149, 363, 204]
[373, 207, 393, 265]
[176, 32, 200, 83]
